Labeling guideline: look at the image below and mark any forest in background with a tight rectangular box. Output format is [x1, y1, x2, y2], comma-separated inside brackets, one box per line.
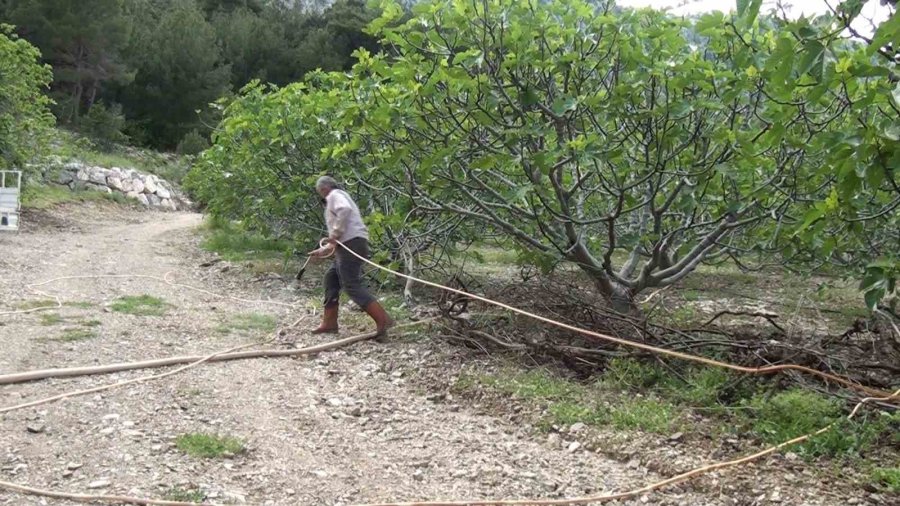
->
[0, 0, 381, 151]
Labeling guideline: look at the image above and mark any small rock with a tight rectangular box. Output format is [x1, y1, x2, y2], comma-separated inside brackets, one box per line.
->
[58, 171, 75, 185]
[313, 470, 328, 478]
[669, 432, 684, 442]
[847, 499, 861, 505]
[87, 479, 111, 489]
[62, 470, 74, 478]
[566, 441, 581, 453]
[569, 422, 586, 433]
[88, 168, 109, 185]
[326, 398, 342, 407]
[66, 462, 83, 471]
[26, 423, 45, 434]
[348, 406, 362, 417]
[103, 414, 120, 421]
[627, 458, 641, 469]
[107, 176, 124, 191]
[99, 427, 115, 435]
[144, 176, 158, 194]
[784, 452, 798, 462]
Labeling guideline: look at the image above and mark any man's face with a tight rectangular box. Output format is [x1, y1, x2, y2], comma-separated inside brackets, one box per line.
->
[317, 186, 331, 199]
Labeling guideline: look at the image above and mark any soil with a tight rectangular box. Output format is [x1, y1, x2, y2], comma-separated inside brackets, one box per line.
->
[0, 205, 891, 505]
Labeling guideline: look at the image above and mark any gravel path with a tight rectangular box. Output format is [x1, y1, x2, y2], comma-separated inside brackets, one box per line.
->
[0, 207, 880, 505]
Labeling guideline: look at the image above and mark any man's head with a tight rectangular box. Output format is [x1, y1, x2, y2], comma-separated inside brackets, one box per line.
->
[315, 175, 339, 198]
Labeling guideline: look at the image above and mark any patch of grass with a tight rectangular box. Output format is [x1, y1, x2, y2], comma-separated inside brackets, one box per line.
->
[479, 368, 583, 400]
[745, 389, 893, 459]
[80, 319, 102, 327]
[110, 295, 170, 316]
[670, 367, 735, 409]
[17, 299, 58, 310]
[64, 301, 96, 309]
[601, 358, 677, 391]
[608, 396, 680, 434]
[200, 217, 292, 262]
[472, 246, 520, 265]
[215, 312, 276, 335]
[57, 328, 97, 342]
[660, 305, 701, 327]
[175, 433, 244, 459]
[681, 289, 702, 301]
[39, 313, 66, 326]
[870, 467, 900, 493]
[163, 487, 205, 503]
[380, 294, 413, 322]
[21, 184, 136, 210]
[461, 367, 682, 434]
[547, 400, 605, 427]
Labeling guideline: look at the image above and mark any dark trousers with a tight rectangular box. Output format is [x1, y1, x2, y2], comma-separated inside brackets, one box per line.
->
[323, 237, 375, 309]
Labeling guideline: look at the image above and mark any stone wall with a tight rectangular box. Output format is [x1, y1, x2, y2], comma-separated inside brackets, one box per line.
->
[56, 162, 190, 211]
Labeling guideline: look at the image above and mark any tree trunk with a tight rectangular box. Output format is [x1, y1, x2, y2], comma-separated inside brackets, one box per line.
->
[401, 241, 416, 307]
[567, 242, 639, 315]
[593, 277, 638, 316]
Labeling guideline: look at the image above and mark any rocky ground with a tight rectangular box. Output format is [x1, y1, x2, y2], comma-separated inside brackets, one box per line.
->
[0, 205, 889, 505]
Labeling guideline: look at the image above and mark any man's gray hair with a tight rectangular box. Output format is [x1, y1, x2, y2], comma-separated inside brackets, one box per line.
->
[315, 175, 339, 191]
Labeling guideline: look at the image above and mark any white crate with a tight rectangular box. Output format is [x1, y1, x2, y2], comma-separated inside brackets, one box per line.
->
[0, 210, 18, 231]
[0, 171, 22, 232]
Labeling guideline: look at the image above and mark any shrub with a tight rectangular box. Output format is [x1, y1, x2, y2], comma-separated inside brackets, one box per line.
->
[176, 129, 210, 156]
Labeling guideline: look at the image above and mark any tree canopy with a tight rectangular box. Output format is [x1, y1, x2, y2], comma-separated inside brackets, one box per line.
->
[1, 0, 383, 148]
[0, 24, 54, 170]
[191, 0, 899, 312]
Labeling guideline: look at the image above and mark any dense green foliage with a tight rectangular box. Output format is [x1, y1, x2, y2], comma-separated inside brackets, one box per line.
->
[0, 24, 53, 170]
[190, 0, 899, 310]
[1, 0, 380, 148]
[1, 0, 133, 123]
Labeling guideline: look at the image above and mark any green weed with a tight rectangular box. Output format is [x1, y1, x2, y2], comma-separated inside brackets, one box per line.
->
[200, 218, 291, 262]
[175, 433, 244, 459]
[870, 467, 900, 493]
[110, 295, 169, 316]
[215, 312, 277, 334]
[39, 313, 65, 326]
[163, 487, 205, 503]
[608, 396, 680, 434]
[57, 329, 97, 342]
[746, 389, 894, 459]
[64, 301, 96, 309]
[17, 299, 58, 310]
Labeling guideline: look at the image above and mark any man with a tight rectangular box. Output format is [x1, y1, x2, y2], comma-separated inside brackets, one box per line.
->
[309, 175, 393, 338]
